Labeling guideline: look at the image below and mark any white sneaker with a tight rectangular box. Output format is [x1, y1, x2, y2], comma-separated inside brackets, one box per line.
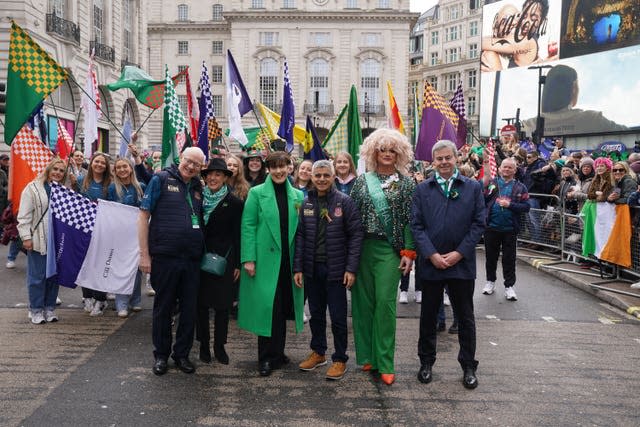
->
[90, 301, 107, 316]
[443, 293, 451, 306]
[131, 306, 143, 312]
[303, 313, 309, 324]
[145, 283, 156, 296]
[31, 311, 46, 324]
[106, 293, 116, 301]
[6, 260, 15, 269]
[415, 291, 422, 304]
[482, 281, 496, 295]
[630, 282, 640, 290]
[83, 298, 95, 313]
[117, 309, 129, 318]
[505, 287, 518, 301]
[56, 297, 62, 305]
[44, 310, 58, 322]
[399, 291, 409, 304]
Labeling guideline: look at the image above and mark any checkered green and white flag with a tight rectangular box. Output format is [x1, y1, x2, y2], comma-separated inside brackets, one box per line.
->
[161, 65, 187, 167]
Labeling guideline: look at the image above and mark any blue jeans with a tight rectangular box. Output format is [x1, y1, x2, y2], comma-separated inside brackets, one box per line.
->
[26, 250, 59, 313]
[527, 198, 542, 243]
[8, 239, 20, 261]
[115, 270, 142, 311]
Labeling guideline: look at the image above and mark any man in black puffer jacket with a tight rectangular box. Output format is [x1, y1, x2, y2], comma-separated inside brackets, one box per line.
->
[294, 160, 363, 380]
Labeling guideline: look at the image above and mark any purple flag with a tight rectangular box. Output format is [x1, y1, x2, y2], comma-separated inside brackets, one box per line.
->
[415, 107, 458, 162]
[449, 83, 467, 146]
[226, 50, 253, 116]
[197, 61, 214, 160]
[277, 59, 295, 151]
[47, 183, 97, 288]
[304, 115, 327, 161]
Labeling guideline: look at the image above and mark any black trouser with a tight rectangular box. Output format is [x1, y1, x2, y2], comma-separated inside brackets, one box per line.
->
[418, 278, 478, 370]
[258, 268, 293, 365]
[196, 306, 229, 348]
[306, 262, 348, 363]
[151, 256, 199, 361]
[81, 287, 107, 302]
[484, 228, 517, 288]
[399, 262, 423, 292]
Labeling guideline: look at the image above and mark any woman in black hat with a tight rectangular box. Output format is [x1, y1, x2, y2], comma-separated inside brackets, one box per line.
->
[196, 158, 244, 365]
[243, 150, 266, 187]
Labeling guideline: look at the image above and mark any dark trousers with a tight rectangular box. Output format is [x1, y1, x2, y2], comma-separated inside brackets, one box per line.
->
[306, 262, 348, 362]
[484, 229, 517, 288]
[257, 269, 293, 364]
[418, 278, 478, 370]
[399, 263, 423, 292]
[81, 287, 107, 302]
[151, 256, 199, 360]
[196, 306, 229, 347]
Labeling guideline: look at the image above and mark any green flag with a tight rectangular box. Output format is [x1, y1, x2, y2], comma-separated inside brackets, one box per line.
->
[161, 65, 188, 167]
[107, 66, 185, 109]
[5, 21, 68, 145]
[347, 85, 363, 165]
[322, 104, 348, 157]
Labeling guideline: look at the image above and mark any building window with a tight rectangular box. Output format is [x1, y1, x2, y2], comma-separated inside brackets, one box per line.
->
[177, 65, 188, 83]
[468, 96, 476, 115]
[378, 0, 390, 8]
[211, 65, 223, 83]
[431, 31, 439, 45]
[93, 0, 104, 43]
[445, 26, 459, 42]
[445, 73, 458, 92]
[122, 0, 134, 60]
[177, 4, 188, 21]
[467, 70, 477, 89]
[410, 34, 423, 53]
[259, 58, 278, 110]
[469, 0, 480, 10]
[362, 33, 381, 47]
[360, 59, 380, 109]
[177, 95, 188, 119]
[430, 52, 439, 66]
[212, 94, 223, 115]
[51, 0, 65, 17]
[212, 4, 223, 20]
[446, 47, 460, 63]
[283, 0, 295, 8]
[308, 58, 329, 108]
[469, 21, 478, 37]
[468, 43, 478, 59]
[346, 0, 358, 8]
[259, 32, 279, 46]
[178, 41, 189, 55]
[251, 0, 264, 8]
[212, 41, 223, 54]
[428, 76, 438, 91]
[310, 32, 331, 47]
[449, 4, 461, 20]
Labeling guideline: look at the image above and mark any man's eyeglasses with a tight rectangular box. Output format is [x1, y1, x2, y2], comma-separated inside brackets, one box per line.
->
[182, 158, 203, 168]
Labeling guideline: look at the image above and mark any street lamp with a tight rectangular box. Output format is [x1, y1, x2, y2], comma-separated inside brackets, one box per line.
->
[528, 65, 552, 149]
[364, 92, 371, 129]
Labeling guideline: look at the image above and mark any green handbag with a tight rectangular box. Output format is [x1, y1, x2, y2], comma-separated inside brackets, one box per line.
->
[200, 248, 231, 276]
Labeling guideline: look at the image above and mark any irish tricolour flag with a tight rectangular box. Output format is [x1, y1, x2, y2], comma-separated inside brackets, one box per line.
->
[581, 201, 632, 267]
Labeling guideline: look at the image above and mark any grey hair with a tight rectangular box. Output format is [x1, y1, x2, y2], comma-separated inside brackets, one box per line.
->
[431, 140, 458, 158]
[182, 146, 206, 162]
[312, 159, 335, 175]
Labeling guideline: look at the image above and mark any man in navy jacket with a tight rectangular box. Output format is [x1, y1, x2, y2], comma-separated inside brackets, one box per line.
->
[294, 160, 363, 380]
[411, 140, 485, 389]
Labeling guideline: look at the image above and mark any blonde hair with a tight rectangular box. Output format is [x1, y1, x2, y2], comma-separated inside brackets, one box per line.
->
[226, 154, 250, 200]
[359, 128, 413, 175]
[39, 157, 67, 183]
[293, 159, 314, 190]
[113, 158, 143, 201]
[334, 152, 357, 177]
[613, 161, 635, 180]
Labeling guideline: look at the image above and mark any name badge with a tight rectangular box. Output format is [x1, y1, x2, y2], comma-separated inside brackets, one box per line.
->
[167, 184, 180, 192]
[191, 214, 200, 229]
[304, 209, 314, 216]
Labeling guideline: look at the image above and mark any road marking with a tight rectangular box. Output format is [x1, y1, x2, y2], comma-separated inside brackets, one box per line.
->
[598, 317, 615, 325]
[489, 341, 497, 346]
[634, 339, 640, 345]
[15, 303, 26, 308]
[542, 316, 557, 322]
[486, 315, 500, 320]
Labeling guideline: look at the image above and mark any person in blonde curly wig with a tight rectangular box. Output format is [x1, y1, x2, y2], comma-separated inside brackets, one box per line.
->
[359, 128, 414, 174]
[349, 128, 416, 385]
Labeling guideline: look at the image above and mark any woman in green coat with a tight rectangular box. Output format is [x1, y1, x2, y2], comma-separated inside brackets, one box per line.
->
[238, 151, 305, 377]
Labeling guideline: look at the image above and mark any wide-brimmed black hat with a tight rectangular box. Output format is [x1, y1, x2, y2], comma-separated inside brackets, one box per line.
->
[201, 157, 232, 177]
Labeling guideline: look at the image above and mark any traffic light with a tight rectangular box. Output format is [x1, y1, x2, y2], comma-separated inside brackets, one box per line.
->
[0, 81, 6, 114]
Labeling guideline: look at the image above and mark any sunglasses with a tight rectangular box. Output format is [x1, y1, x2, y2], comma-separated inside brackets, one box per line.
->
[612, 168, 625, 172]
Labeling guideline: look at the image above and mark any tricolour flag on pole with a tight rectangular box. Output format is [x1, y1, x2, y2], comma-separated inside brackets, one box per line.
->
[226, 50, 253, 146]
[197, 61, 215, 160]
[4, 21, 68, 145]
[415, 81, 459, 162]
[304, 116, 327, 161]
[161, 65, 188, 168]
[387, 81, 405, 135]
[56, 122, 73, 161]
[47, 184, 140, 293]
[581, 201, 632, 268]
[449, 82, 467, 146]
[277, 59, 295, 151]
[8, 125, 53, 215]
[256, 103, 307, 144]
[82, 50, 102, 158]
[106, 66, 186, 109]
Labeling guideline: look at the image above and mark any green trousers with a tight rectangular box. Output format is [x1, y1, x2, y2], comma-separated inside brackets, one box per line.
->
[351, 239, 401, 374]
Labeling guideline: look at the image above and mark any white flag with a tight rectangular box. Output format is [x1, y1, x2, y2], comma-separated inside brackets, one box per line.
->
[76, 200, 140, 295]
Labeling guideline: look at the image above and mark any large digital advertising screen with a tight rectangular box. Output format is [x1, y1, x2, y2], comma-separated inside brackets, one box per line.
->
[480, 0, 640, 137]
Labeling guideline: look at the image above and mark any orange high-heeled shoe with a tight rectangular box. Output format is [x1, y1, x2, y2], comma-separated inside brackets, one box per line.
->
[361, 363, 373, 372]
[381, 373, 395, 385]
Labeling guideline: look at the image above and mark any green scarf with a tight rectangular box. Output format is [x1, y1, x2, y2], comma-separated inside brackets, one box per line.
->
[203, 185, 228, 225]
[435, 169, 459, 198]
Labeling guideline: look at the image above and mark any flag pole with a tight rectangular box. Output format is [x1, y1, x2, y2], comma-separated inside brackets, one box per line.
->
[67, 74, 129, 143]
[135, 108, 157, 134]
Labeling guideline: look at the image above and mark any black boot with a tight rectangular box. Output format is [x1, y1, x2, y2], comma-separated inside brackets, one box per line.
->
[214, 343, 229, 365]
[199, 343, 212, 364]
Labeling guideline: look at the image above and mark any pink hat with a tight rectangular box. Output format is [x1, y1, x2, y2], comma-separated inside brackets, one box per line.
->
[594, 157, 612, 170]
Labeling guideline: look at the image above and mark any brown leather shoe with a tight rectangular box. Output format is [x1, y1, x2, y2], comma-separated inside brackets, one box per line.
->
[326, 361, 347, 380]
[299, 351, 327, 371]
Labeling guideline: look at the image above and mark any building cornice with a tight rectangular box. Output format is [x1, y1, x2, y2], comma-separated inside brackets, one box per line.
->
[222, 10, 419, 24]
[148, 22, 230, 33]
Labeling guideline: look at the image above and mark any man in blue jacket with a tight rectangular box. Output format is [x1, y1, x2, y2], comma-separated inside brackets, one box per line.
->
[294, 160, 363, 380]
[411, 140, 485, 389]
[482, 157, 530, 301]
